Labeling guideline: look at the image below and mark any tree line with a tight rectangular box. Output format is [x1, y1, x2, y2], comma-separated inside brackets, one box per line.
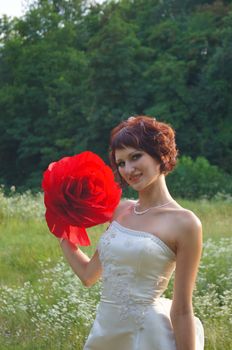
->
[0, 0, 231, 193]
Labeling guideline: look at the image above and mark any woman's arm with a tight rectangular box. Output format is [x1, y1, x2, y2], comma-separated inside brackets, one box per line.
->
[60, 240, 102, 287]
[170, 211, 203, 350]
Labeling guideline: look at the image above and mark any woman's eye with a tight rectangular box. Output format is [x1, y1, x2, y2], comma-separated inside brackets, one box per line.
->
[132, 153, 142, 161]
[117, 161, 125, 168]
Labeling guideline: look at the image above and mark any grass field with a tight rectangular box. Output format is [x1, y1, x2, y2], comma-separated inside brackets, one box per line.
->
[0, 190, 231, 349]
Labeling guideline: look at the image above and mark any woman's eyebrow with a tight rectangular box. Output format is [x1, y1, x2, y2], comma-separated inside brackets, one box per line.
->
[116, 151, 141, 162]
[128, 150, 142, 156]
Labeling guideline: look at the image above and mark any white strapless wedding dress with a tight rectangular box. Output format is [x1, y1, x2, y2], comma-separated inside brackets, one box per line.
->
[84, 220, 204, 350]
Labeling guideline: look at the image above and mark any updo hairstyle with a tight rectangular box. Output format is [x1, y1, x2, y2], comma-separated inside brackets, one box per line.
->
[109, 115, 178, 185]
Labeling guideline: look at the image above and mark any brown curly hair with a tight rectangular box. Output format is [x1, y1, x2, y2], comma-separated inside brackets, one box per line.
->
[109, 116, 178, 185]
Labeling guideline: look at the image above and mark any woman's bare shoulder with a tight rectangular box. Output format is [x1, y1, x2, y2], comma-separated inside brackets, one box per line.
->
[175, 208, 201, 230]
[170, 208, 202, 244]
[111, 199, 136, 221]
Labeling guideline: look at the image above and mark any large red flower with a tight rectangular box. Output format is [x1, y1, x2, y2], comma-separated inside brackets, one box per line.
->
[42, 151, 122, 247]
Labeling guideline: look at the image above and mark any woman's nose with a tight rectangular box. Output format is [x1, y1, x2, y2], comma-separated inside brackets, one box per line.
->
[124, 162, 135, 174]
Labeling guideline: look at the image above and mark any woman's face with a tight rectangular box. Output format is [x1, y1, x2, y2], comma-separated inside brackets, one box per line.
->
[115, 147, 161, 191]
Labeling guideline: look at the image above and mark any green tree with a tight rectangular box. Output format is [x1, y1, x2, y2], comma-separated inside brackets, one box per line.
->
[0, 0, 231, 191]
[0, 0, 89, 188]
[83, 3, 148, 157]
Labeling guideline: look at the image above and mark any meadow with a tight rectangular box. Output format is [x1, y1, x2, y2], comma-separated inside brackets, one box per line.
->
[0, 189, 231, 350]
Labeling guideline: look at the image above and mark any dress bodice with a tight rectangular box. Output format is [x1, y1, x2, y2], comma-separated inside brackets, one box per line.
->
[85, 221, 204, 349]
[98, 221, 176, 307]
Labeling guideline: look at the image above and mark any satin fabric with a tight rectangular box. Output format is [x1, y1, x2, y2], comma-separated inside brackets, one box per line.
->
[84, 220, 204, 350]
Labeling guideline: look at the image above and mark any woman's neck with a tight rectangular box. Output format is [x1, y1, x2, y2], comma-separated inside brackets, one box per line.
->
[137, 175, 173, 209]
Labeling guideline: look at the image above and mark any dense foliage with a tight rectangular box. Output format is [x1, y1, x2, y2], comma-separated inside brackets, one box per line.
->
[0, 0, 231, 194]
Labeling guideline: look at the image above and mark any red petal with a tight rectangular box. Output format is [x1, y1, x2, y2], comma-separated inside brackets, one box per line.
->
[42, 151, 122, 246]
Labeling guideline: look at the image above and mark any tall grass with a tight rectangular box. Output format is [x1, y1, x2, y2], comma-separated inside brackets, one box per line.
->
[0, 189, 231, 349]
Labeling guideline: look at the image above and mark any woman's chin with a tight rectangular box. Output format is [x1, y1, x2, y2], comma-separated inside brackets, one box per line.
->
[129, 181, 145, 191]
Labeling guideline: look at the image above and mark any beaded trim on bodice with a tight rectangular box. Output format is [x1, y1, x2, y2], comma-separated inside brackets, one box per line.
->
[111, 221, 176, 259]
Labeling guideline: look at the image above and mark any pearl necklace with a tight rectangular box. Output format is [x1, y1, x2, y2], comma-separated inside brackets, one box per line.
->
[133, 200, 173, 215]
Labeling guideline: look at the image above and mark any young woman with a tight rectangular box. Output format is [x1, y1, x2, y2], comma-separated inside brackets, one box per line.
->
[60, 116, 204, 350]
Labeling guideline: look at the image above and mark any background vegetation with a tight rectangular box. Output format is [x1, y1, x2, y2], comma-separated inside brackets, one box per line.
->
[0, 191, 231, 350]
[0, 1, 232, 349]
[0, 0, 231, 195]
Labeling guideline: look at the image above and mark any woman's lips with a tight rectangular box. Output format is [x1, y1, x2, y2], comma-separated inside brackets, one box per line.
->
[129, 174, 142, 183]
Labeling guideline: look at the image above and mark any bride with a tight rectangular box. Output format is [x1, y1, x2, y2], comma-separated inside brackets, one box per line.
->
[59, 115, 204, 350]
